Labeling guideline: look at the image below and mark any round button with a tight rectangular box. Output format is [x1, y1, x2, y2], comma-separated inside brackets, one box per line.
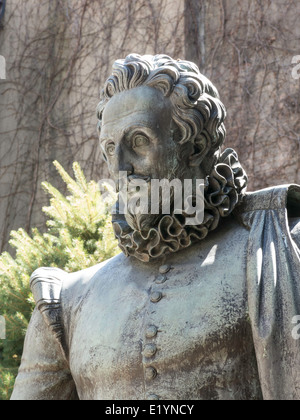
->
[143, 343, 157, 358]
[150, 291, 163, 303]
[159, 264, 171, 274]
[145, 366, 157, 380]
[155, 274, 167, 284]
[145, 325, 158, 339]
[147, 394, 160, 400]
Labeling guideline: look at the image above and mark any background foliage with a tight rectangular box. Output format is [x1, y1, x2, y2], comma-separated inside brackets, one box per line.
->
[0, 0, 299, 401]
[0, 161, 119, 400]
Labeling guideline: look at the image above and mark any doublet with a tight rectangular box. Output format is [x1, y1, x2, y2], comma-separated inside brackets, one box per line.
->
[11, 185, 300, 400]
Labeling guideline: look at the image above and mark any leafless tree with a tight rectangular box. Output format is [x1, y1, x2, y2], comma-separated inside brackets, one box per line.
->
[0, 0, 299, 252]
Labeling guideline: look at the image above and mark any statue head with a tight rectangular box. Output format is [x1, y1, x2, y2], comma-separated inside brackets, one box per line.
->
[96, 54, 248, 262]
[97, 54, 226, 181]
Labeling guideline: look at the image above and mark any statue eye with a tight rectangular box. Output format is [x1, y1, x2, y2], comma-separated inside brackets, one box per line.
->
[106, 142, 115, 156]
[133, 135, 149, 148]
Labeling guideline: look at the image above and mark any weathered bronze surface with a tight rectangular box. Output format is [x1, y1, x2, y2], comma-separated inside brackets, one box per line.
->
[11, 54, 300, 400]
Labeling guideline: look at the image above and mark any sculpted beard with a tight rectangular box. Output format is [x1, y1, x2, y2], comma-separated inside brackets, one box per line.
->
[124, 176, 159, 232]
[112, 148, 248, 262]
[118, 156, 182, 233]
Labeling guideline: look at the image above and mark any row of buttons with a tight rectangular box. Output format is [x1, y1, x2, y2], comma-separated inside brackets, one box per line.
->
[144, 264, 172, 400]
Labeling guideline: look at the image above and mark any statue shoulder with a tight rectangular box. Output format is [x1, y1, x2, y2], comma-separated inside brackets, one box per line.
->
[29, 258, 119, 357]
[30, 254, 123, 312]
[235, 184, 300, 228]
[59, 252, 126, 314]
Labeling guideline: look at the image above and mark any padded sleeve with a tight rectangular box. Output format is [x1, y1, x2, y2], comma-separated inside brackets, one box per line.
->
[11, 267, 78, 400]
[10, 307, 78, 400]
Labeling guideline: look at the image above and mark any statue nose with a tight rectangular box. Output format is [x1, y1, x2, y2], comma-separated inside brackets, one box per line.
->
[118, 161, 133, 175]
[111, 146, 133, 178]
[113, 157, 134, 192]
[114, 157, 133, 176]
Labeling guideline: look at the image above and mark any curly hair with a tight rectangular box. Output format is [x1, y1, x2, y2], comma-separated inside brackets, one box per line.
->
[96, 54, 227, 168]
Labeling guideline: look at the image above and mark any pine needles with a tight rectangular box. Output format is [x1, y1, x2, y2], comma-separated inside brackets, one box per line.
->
[0, 161, 119, 399]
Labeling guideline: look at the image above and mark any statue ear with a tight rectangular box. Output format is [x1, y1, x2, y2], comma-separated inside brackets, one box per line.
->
[189, 133, 211, 167]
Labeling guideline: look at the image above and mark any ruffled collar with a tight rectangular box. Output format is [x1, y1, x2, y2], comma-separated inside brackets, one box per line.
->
[113, 148, 248, 262]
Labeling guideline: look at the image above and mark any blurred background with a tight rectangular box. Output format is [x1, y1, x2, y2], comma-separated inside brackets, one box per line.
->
[0, 0, 300, 252]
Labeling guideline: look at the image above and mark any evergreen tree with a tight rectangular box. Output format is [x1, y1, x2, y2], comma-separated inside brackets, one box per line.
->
[0, 161, 119, 399]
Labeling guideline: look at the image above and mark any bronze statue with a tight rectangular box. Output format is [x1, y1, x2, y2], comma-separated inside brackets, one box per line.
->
[11, 54, 300, 400]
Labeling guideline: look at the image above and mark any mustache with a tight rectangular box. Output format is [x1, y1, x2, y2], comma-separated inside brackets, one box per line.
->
[127, 174, 151, 182]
